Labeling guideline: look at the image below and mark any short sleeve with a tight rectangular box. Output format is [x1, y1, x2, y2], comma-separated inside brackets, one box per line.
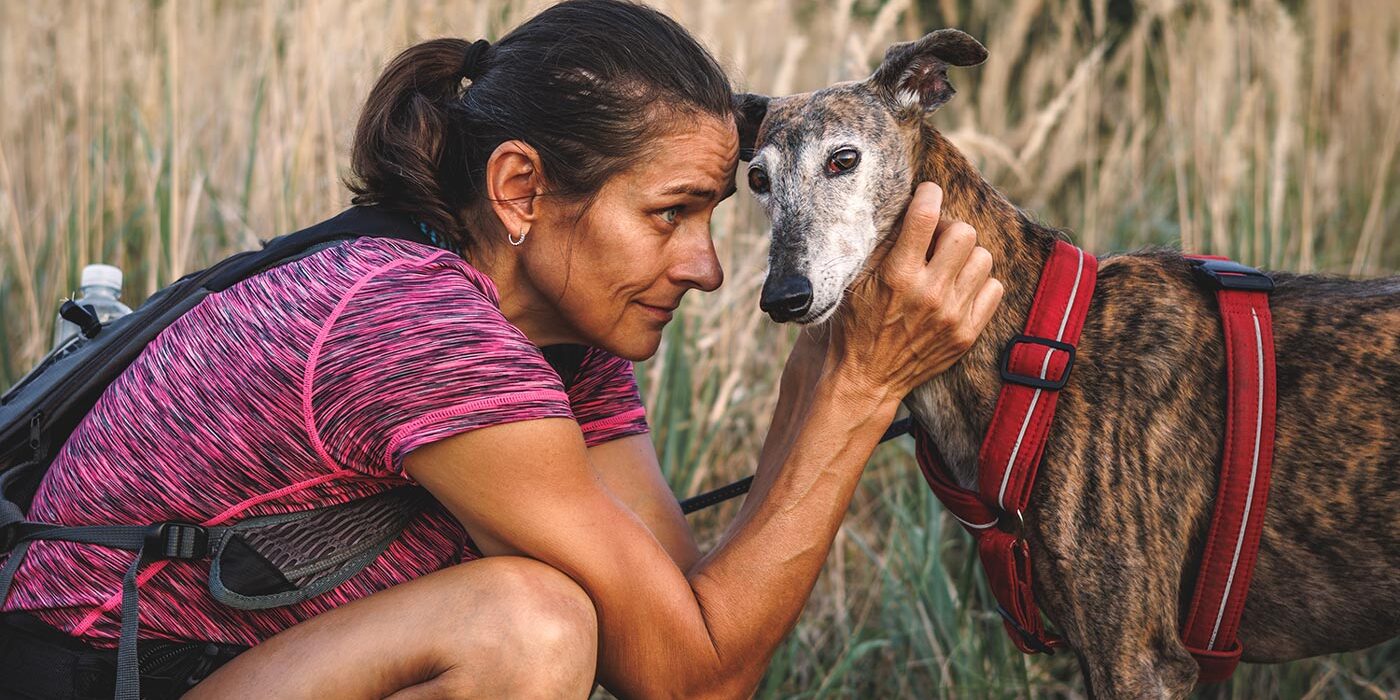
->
[568, 347, 650, 447]
[308, 246, 575, 478]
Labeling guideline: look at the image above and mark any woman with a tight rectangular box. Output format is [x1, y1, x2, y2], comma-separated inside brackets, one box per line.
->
[0, 1, 1001, 697]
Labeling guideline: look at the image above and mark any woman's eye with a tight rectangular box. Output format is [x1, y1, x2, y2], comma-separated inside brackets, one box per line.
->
[748, 167, 770, 194]
[826, 148, 860, 175]
[660, 206, 681, 224]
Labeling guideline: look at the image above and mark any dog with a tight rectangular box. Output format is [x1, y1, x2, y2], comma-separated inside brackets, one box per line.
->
[734, 29, 1400, 697]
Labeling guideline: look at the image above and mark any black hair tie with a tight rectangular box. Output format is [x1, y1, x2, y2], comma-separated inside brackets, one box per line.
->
[459, 39, 491, 81]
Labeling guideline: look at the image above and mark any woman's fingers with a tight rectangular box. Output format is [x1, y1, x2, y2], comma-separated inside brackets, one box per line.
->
[925, 220, 978, 292]
[967, 276, 1004, 339]
[945, 242, 998, 350]
[952, 244, 994, 301]
[887, 183, 945, 272]
[826, 180, 1003, 401]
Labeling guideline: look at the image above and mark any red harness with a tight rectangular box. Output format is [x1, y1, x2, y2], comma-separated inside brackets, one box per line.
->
[912, 241, 1277, 683]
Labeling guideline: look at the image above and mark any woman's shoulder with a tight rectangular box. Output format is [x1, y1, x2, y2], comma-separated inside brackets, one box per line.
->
[225, 232, 527, 360]
[234, 234, 509, 331]
[320, 236, 502, 305]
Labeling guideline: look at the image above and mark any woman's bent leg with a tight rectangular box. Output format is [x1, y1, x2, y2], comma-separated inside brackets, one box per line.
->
[184, 556, 598, 699]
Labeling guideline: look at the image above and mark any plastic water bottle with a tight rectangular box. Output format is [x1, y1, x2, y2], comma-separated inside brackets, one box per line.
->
[51, 264, 133, 350]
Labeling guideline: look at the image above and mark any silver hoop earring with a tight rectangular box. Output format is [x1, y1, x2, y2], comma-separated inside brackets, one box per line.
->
[509, 227, 528, 246]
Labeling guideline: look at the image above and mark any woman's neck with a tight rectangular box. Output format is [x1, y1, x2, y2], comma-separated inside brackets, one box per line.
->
[465, 245, 580, 348]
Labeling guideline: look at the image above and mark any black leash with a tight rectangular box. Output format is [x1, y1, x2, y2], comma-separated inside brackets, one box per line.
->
[678, 417, 914, 514]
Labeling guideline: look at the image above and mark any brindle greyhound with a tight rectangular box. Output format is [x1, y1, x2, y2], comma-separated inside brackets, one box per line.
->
[735, 29, 1400, 697]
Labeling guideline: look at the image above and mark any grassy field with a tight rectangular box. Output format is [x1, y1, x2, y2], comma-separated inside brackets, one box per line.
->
[2, 0, 1397, 697]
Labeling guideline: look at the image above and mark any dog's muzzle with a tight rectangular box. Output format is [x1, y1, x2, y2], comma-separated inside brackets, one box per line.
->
[760, 274, 813, 322]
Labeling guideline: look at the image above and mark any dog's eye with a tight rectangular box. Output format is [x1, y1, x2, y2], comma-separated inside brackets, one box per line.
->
[747, 167, 770, 194]
[826, 148, 860, 175]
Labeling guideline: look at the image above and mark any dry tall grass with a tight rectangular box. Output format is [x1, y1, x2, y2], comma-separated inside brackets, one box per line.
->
[2, 0, 1397, 697]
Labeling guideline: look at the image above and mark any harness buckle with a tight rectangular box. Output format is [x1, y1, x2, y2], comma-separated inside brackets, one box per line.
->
[1189, 258, 1275, 293]
[995, 605, 1057, 655]
[1000, 335, 1076, 391]
[996, 509, 1027, 539]
[144, 522, 209, 560]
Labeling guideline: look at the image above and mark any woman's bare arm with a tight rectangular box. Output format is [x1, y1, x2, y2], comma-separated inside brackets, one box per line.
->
[405, 183, 1001, 698]
[587, 434, 703, 572]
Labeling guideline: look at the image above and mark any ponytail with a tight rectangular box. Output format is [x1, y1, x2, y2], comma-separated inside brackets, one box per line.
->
[347, 38, 477, 244]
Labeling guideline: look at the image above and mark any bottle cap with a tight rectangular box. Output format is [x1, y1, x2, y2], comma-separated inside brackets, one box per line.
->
[80, 264, 123, 292]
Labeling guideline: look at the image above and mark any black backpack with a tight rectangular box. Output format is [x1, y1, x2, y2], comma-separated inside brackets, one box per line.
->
[0, 206, 588, 700]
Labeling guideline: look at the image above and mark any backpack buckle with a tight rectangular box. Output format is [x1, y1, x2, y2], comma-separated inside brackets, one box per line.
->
[144, 522, 209, 560]
[58, 300, 103, 339]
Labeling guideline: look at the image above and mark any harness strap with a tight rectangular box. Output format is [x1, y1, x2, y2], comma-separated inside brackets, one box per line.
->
[1179, 256, 1278, 682]
[914, 248, 1277, 684]
[914, 240, 1097, 654]
[979, 241, 1098, 511]
[0, 521, 216, 700]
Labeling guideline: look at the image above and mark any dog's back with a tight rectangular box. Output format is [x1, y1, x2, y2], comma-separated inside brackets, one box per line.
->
[1048, 253, 1400, 662]
[1237, 270, 1400, 658]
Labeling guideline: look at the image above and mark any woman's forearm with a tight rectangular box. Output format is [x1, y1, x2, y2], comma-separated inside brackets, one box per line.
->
[683, 370, 899, 697]
[627, 184, 994, 698]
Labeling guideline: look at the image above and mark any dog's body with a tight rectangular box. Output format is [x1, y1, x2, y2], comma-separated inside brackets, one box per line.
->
[739, 30, 1400, 697]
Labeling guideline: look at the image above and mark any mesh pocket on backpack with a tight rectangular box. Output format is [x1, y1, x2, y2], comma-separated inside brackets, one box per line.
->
[207, 486, 431, 610]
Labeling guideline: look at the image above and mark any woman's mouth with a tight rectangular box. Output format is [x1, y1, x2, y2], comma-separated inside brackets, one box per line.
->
[635, 301, 676, 323]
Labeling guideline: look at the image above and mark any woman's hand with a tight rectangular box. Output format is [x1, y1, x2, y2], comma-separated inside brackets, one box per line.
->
[825, 182, 1003, 403]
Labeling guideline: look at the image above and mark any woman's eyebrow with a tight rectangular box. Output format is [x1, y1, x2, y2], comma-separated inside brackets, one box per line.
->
[660, 182, 738, 202]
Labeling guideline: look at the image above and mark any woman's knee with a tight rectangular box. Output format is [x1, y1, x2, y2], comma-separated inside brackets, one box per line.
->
[191, 555, 598, 699]
[473, 556, 596, 650]
[433, 556, 598, 695]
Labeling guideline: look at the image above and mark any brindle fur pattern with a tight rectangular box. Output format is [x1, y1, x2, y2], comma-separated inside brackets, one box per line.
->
[739, 30, 1400, 698]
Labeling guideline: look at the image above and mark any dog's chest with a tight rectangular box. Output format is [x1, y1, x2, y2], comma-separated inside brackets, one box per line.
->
[904, 374, 982, 490]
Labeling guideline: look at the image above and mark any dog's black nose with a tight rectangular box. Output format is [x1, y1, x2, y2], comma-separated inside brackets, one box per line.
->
[760, 274, 813, 322]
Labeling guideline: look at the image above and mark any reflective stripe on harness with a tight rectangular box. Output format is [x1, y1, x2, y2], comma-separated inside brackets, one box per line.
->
[1179, 255, 1278, 682]
[912, 244, 1277, 683]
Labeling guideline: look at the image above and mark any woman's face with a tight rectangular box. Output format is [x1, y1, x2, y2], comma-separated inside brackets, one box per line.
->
[520, 114, 738, 360]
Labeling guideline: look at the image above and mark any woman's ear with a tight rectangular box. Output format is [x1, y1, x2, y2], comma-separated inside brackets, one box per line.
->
[869, 29, 987, 117]
[733, 93, 770, 162]
[486, 140, 545, 240]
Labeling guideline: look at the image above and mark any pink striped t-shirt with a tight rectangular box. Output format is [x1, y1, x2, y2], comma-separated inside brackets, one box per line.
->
[0, 235, 649, 649]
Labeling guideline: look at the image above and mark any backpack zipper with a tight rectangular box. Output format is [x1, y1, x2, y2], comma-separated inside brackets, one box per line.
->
[137, 640, 199, 673]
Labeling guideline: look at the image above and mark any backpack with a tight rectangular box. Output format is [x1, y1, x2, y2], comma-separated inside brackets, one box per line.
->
[0, 205, 589, 700]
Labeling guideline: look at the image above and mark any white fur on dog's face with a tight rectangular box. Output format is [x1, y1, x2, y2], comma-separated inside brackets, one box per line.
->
[750, 136, 878, 323]
[743, 30, 986, 327]
[748, 88, 916, 325]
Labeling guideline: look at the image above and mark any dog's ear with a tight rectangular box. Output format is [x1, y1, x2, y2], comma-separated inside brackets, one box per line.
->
[870, 29, 987, 115]
[732, 93, 770, 162]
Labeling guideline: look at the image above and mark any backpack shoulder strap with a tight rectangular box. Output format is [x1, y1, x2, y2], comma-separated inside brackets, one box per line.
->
[204, 206, 432, 291]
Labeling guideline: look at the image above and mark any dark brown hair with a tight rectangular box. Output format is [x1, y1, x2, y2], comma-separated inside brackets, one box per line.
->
[347, 0, 735, 251]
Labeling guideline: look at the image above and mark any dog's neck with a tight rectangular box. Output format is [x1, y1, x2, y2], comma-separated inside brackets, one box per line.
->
[902, 126, 1065, 488]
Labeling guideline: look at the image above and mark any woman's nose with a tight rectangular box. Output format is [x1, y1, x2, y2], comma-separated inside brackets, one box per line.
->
[673, 237, 724, 292]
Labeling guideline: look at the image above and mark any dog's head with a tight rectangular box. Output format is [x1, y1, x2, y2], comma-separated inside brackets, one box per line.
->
[737, 29, 987, 324]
